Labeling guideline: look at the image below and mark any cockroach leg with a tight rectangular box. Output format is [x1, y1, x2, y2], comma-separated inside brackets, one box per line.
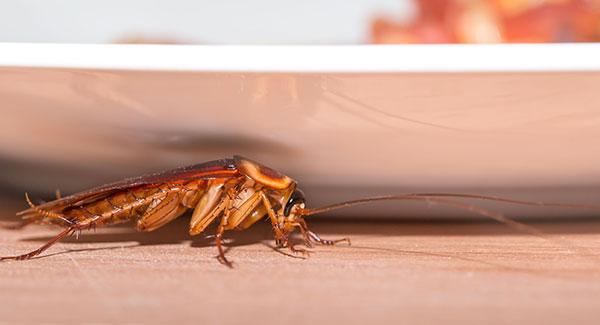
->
[287, 242, 310, 256]
[274, 236, 286, 248]
[291, 221, 314, 248]
[1, 226, 77, 261]
[273, 229, 310, 257]
[215, 228, 232, 267]
[215, 189, 235, 268]
[307, 230, 351, 246]
[215, 220, 233, 267]
[270, 246, 307, 260]
[273, 220, 314, 256]
[294, 218, 350, 246]
[259, 191, 285, 239]
[1, 212, 102, 261]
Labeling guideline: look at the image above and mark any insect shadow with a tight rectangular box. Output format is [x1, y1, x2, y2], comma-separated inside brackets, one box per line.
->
[12, 217, 600, 246]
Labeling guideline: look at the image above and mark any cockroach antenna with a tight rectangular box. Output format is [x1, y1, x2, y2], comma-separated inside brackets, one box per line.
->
[298, 193, 600, 242]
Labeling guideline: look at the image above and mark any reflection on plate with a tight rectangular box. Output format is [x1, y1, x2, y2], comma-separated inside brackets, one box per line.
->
[1, 44, 599, 217]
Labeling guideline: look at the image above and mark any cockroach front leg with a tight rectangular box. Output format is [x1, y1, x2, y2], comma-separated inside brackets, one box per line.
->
[259, 192, 285, 239]
[296, 218, 351, 246]
[307, 230, 351, 246]
[287, 242, 311, 256]
[272, 221, 313, 257]
[271, 232, 310, 258]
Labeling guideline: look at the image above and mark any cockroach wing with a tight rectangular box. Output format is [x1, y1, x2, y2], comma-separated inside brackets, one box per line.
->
[17, 158, 239, 218]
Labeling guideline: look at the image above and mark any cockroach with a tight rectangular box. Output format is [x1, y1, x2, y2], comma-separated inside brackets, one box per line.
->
[1, 155, 598, 267]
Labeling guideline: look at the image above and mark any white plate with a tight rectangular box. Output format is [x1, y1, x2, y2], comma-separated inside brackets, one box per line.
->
[1, 43, 599, 217]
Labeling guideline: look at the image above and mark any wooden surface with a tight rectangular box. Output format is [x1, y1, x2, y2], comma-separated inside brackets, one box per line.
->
[1, 199, 600, 325]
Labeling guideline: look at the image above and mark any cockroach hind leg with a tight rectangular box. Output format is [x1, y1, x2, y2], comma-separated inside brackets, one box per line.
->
[0, 226, 76, 261]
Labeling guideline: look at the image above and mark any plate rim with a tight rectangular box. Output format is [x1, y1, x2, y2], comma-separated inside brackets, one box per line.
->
[0, 43, 599, 73]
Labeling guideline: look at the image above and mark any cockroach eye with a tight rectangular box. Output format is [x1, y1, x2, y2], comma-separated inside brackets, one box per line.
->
[284, 189, 305, 216]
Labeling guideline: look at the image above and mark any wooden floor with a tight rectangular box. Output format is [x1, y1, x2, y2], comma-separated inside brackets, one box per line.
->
[1, 199, 600, 324]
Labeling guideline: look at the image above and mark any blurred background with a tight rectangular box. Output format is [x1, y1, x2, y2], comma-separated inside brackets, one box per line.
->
[0, 0, 597, 44]
[0, 1, 599, 218]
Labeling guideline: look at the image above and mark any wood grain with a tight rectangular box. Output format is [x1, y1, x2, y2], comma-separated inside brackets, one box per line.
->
[1, 200, 600, 324]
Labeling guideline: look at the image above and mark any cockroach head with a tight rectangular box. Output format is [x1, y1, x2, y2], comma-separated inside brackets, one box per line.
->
[283, 188, 306, 217]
